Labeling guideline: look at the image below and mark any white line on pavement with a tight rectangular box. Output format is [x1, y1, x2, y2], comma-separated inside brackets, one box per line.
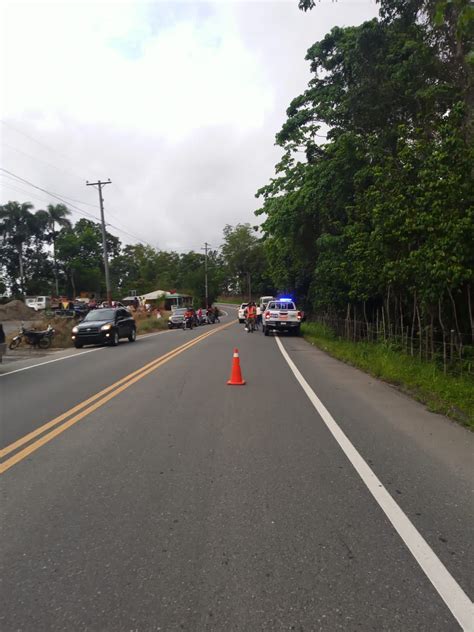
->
[0, 347, 104, 377]
[275, 336, 474, 632]
[0, 330, 170, 377]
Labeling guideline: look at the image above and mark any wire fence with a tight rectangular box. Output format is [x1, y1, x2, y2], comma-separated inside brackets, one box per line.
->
[312, 314, 474, 378]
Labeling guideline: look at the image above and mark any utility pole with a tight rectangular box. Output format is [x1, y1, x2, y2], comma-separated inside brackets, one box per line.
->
[202, 242, 211, 307]
[86, 178, 112, 304]
[247, 271, 252, 303]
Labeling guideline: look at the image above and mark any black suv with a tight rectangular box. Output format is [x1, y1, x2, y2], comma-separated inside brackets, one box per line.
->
[72, 308, 136, 348]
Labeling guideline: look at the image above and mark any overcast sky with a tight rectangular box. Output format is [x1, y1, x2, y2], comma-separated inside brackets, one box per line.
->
[0, 0, 378, 252]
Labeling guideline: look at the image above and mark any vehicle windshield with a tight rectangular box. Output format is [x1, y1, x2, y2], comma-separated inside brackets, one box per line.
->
[268, 302, 295, 310]
[174, 309, 187, 315]
[83, 309, 116, 321]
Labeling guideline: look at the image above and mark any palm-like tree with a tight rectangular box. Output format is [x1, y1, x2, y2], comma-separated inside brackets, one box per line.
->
[0, 201, 36, 295]
[44, 204, 72, 295]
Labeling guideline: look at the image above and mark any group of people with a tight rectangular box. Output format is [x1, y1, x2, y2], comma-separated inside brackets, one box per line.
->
[184, 306, 220, 325]
[243, 302, 260, 332]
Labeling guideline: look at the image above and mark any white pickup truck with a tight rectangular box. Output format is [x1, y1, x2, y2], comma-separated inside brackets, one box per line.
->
[262, 299, 303, 336]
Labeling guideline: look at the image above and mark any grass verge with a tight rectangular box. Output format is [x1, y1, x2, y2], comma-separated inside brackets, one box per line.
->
[135, 312, 170, 335]
[302, 322, 474, 429]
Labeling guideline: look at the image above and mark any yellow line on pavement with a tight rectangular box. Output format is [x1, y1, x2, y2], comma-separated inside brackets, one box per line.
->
[0, 321, 234, 474]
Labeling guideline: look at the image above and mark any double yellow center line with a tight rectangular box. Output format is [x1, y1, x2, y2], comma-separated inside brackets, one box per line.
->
[0, 321, 233, 474]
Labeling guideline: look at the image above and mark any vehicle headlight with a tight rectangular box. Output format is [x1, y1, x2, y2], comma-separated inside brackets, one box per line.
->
[72, 326, 79, 334]
[101, 323, 113, 331]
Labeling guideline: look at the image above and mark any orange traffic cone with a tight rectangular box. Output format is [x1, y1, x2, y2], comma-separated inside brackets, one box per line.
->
[227, 348, 246, 385]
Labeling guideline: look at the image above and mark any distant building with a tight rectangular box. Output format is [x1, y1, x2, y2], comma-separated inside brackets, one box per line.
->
[131, 290, 193, 310]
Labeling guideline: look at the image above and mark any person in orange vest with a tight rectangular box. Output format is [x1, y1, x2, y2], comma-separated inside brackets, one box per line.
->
[244, 302, 257, 332]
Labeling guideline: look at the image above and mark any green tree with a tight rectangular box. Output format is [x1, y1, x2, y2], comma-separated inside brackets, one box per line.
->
[56, 219, 121, 297]
[257, 5, 474, 341]
[42, 204, 72, 295]
[221, 223, 271, 298]
[0, 201, 50, 295]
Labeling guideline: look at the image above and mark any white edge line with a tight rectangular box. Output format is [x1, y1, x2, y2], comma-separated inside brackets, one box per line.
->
[0, 330, 170, 377]
[0, 347, 103, 377]
[275, 336, 474, 632]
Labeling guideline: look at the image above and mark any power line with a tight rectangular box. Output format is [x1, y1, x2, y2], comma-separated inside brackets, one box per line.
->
[0, 168, 101, 221]
[2, 141, 97, 192]
[0, 119, 88, 181]
[1, 122, 162, 248]
[0, 167, 158, 248]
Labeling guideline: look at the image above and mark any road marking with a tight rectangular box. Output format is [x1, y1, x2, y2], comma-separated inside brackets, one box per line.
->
[0, 330, 171, 377]
[275, 336, 474, 632]
[0, 347, 104, 377]
[0, 321, 234, 473]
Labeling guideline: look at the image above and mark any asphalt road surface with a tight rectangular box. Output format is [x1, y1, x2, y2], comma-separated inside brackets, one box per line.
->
[1, 306, 473, 631]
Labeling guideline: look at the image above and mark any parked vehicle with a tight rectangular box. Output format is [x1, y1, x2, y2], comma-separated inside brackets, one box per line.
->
[168, 308, 187, 329]
[71, 308, 136, 348]
[262, 299, 303, 336]
[9, 324, 55, 349]
[25, 296, 51, 311]
[73, 301, 89, 319]
[259, 295, 274, 308]
[238, 303, 249, 324]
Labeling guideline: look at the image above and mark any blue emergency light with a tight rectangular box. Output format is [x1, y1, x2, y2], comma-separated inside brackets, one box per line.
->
[279, 297, 292, 301]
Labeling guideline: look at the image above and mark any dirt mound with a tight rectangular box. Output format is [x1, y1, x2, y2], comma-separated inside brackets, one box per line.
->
[0, 300, 37, 321]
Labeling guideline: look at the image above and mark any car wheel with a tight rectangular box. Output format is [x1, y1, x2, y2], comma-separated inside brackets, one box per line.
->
[74, 342, 83, 349]
[128, 328, 136, 342]
[111, 330, 119, 346]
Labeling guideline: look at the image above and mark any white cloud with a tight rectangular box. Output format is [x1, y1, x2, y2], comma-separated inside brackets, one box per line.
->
[0, 0, 378, 251]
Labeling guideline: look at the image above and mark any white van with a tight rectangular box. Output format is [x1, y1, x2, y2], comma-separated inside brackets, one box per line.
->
[25, 296, 51, 311]
[259, 295, 274, 310]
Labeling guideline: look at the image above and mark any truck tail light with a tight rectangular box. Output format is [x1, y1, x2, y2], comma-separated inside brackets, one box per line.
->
[297, 311, 302, 320]
[265, 312, 271, 320]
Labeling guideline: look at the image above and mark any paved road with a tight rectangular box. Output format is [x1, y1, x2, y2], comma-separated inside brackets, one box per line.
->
[1, 306, 473, 631]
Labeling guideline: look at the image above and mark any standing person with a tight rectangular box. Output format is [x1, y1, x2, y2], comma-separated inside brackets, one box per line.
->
[256, 304, 262, 329]
[133, 296, 139, 311]
[214, 306, 220, 322]
[245, 302, 257, 332]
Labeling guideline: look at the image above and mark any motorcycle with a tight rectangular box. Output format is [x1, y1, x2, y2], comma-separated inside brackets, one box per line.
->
[182, 315, 195, 330]
[9, 324, 55, 350]
[245, 317, 256, 333]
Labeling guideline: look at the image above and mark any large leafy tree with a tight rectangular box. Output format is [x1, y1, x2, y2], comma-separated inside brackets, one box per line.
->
[0, 201, 49, 295]
[257, 2, 474, 339]
[220, 223, 271, 298]
[42, 204, 72, 295]
[55, 218, 121, 297]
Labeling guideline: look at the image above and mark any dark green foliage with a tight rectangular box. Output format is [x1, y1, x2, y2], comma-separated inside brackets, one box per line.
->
[0, 204, 266, 305]
[258, 3, 474, 343]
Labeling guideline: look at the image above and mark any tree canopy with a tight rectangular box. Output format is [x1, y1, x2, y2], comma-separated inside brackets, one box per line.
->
[257, 0, 473, 339]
